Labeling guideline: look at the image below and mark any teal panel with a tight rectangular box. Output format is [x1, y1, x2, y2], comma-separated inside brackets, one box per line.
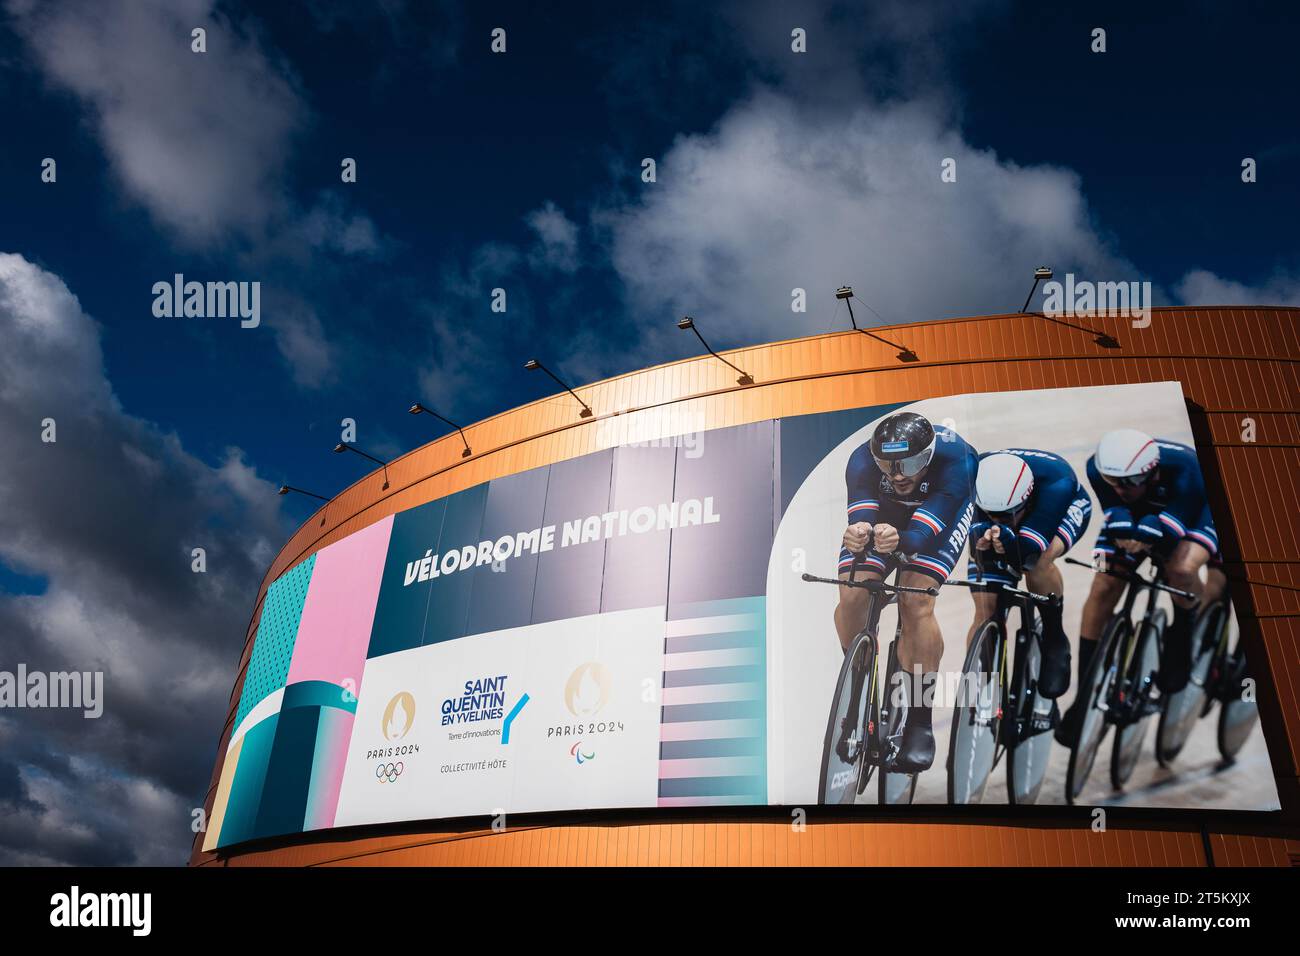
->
[235, 555, 316, 729]
[217, 712, 279, 847]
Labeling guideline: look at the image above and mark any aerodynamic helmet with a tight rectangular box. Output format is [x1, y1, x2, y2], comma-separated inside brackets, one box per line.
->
[870, 412, 936, 478]
[1095, 428, 1159, 486]
[975, 453, 1035, 516]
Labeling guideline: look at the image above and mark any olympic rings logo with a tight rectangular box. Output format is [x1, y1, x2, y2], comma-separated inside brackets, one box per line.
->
[375, 761, 405, 783]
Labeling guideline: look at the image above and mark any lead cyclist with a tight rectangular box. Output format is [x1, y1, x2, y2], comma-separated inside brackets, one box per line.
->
[834, 412, 978, 773]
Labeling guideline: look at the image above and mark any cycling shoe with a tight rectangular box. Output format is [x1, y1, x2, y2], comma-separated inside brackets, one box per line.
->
[891, 722, 935, 773]
[1037, 635, 1072, 700]
[1054, 698, 1086, 747]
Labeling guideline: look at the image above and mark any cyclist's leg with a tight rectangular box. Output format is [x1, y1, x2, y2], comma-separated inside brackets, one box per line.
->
[1156, 537, 1213, 693]
[1058, 523, 1127, 744]
[1025, 537, 1070, 698]
[966, 589, 999, 645]
[893, 534, 967, 772]
[834, 547, 889, 652]
[965, 530, 1015, 645]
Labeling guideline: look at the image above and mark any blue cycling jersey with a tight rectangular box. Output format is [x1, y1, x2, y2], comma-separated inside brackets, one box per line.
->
[845, 424, 979, 560]
[976, 448, 1088, 565]
[1086, 438, 1214, 552]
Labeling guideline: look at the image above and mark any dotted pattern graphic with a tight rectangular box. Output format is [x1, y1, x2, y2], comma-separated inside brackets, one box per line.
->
[234, 555, 316, 730]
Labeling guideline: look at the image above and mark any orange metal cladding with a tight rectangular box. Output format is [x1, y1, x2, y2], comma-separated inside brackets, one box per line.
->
[191, 307, 1300, 867]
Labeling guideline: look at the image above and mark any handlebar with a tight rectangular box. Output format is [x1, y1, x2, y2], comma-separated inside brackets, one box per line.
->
[1064, 555, 1197, 601]
[942, 577, 1059, 605]
[800, 572, 939, 597]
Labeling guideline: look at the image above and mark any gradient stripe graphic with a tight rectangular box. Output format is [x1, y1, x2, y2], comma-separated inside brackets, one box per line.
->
[658, 596, 767, 806]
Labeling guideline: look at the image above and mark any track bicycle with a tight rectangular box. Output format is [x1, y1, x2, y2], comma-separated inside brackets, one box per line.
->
[1062, 554, 1196, 803]
[1156, 592, 1260, 765]
[804, 545, 939, 805]
[945, 578, 1060, 805]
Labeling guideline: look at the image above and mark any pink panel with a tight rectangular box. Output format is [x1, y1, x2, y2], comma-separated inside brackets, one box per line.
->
[287, 514, 393, 692]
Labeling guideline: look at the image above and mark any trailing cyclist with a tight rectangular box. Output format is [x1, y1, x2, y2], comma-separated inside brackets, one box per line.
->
[835, 411, 978, 772]
[965, 449, 1092, 700]
[1057, 428, 1226, 746]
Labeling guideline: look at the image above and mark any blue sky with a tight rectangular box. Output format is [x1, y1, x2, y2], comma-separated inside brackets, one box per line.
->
[0, 0, 1297, 864]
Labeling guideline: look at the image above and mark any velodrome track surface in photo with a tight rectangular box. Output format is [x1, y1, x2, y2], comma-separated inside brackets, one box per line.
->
[823, 384, 1280, 810]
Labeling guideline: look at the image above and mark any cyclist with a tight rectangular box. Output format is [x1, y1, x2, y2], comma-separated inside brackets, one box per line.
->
[965, 449, 1092, 700]
[836, 411, 978, 772]
[1057, 428, 1226, 745]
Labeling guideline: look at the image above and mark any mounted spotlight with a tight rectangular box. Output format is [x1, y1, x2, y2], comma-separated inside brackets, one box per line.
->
[1020, 266, 1054, 313]
[678, 316, 753, 385]
[277, 484, 329, 502]
[835, 285, 918, 362]
[524, 359, 593, 418]
[1018, 265, 1120, 349]
[409, 403, 472, 457]
[333, 441, 391, 490]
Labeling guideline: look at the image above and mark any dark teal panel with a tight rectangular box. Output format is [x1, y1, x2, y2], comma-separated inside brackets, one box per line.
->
[423, 483, 488, 645]
[367, 497, 445, 658]
[252, 704, 321, 840]
[218, 713, 278, 847]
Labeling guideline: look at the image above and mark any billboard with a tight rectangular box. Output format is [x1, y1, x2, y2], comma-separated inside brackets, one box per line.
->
[204, 381, 1277, 849]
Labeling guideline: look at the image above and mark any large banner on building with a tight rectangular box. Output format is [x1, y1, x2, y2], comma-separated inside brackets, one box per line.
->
[204, 381, 1277, 849]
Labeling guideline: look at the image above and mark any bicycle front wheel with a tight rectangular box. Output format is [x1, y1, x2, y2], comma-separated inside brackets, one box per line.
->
[1111, 608, 1163, 788]
[947, 619, 1003, 804]
[1066, 614, 1125, 804]
[818, 631, 877, 804]
[1156, 602, 1222, 766]
[1007, 617, 1053, 805]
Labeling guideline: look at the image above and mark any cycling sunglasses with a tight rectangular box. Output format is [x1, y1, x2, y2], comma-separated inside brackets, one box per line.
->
[873, 453, 930, 478]
[1101, 472, 1150, 489]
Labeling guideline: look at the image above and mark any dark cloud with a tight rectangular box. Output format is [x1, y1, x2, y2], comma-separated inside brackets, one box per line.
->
[0, 253, 291, 864]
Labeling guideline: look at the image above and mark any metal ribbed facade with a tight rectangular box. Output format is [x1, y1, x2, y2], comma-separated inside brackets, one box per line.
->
[191, 306, 1300, 866]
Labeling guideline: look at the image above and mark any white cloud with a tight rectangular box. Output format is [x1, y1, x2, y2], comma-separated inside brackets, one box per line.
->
[1174, 269, 1300, 307]
[269, 301, 335, 389]
[9, 0, 302, 245]
[526, 201, 581, 273]
[598, 90, 1133, 361]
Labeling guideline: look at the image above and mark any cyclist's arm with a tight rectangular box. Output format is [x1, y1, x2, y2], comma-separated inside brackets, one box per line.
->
[844, 446, 881, 527]
[897, 489, 967, 555]
[1157, 462, 1205, 543]
[1016, 475, 1075, 567]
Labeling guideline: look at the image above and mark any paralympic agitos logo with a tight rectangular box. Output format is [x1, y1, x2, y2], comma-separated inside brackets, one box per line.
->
[550, 662, 625, 763]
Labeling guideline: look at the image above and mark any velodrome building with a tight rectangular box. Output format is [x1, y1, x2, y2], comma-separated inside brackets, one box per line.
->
[191, 305, 1299, 867]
